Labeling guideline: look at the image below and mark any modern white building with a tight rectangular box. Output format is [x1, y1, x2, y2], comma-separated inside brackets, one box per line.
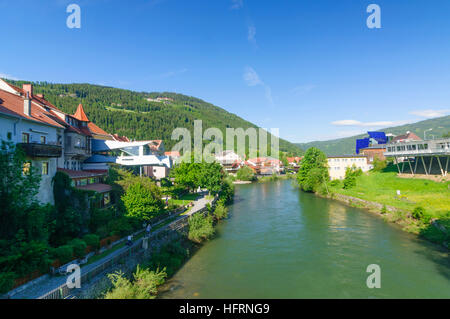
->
[327, 155, 371, 180]
[384, 138, 450, 176]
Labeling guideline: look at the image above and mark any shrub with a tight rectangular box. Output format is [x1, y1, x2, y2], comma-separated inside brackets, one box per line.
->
[412, 207, 432, 224]
[188, 213, 215, 243]
[69, 239, 87, 259]
[82, 234, 100, 251]
[372, 158, 387, 172]
[381, 205, 387, 214]
[107, 217, 133, 237]
[0, 272, 16, 294]
[104, 266, 167, 299]
[236, 166, 256, 181]
[329, 179, 341, 187]
[53, 245, 74, 264]
[213, 203, 228, 220]
[122, 180, 164, 222]
[146, 242, 189, 277]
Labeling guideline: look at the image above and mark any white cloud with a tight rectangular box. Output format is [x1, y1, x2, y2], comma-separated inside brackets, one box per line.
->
[292, 84, 315, 95]
[231, 0, 243, 10]
[331, 120, 405, 127]
[243, 66, 262, 86]
[248, 24, 256, 45]
[410, 109, 449, 118]
[243, 66, 273, 106]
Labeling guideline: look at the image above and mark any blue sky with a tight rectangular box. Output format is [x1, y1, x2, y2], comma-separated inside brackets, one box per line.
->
[1, 0, 450, 143]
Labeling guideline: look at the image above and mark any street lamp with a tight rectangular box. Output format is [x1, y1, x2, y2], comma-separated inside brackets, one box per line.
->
[424, 128, 433, 140]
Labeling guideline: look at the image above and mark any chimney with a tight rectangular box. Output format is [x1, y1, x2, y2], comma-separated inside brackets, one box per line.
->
[36, 93, 44, 99]
[23, 84, 33, 97]
[24, 92, 31, 116]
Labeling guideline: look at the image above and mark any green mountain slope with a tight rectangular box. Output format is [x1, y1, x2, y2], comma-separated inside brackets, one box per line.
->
[296, 116, 450, 156]
[6, 80, 303, 155]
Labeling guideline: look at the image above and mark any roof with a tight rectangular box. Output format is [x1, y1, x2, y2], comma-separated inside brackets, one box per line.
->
[392, 132, 422, 143]
[327, 155, 368, 159]
[112, 134, 130, 142]
[57, 168, 108, 179]
[0, 88, 66, 129]
[88, 121, 110, 136]
[360, 145, 387, 150]
[73, 104, 90, 122]
[164, 151, 180, 157]
[76, 183, 112, 193]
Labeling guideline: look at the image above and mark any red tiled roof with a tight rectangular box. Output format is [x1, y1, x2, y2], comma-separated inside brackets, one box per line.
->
[76, 183, 112, 193]
[164, 151, 180, 157]
[392, 132, 422, 142]
[73, 104, 90, 122]
[87, 122, 110, 136]
[0, 89, 66, 129]
[112, 134, 130, 142]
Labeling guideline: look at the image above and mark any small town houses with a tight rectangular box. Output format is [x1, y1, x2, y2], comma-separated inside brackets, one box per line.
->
[0, 79, 171, 205]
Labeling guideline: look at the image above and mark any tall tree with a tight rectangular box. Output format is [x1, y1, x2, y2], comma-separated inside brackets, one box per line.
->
[297, 147, 329, 193]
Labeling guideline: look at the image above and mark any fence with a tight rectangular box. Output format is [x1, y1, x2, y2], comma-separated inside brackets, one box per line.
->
[37, 194, 218, 299]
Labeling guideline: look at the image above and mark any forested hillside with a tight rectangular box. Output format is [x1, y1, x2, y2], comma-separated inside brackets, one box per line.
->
[5, 80, 302, 155]
[296, 116, 450, 155]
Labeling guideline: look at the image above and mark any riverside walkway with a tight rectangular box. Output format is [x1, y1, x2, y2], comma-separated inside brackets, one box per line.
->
[9, 192, 212, 299]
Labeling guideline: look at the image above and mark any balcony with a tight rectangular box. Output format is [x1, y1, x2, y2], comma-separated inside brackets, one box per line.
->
[18, 142, 62, 158]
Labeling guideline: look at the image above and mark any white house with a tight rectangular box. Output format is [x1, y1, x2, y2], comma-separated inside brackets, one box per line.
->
[327, 155, 372, 180]
[215, 150, 242, 173]
[0, 80, 65, 204]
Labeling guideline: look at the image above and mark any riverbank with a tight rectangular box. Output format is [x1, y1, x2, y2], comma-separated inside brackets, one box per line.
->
[159, 180, 450, 299]
[324, 171, 449, 249]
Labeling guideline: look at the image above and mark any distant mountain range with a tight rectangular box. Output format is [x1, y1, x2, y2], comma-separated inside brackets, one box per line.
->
[296, 116, 450, 156]
[5, 80, 303, 155]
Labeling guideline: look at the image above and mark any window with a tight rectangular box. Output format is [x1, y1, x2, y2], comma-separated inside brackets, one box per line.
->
[66, 136, 72, 147]
[40, 136, 46, 144]
[23, 162, 31, 175]
[22, 133, 30, 143]
[42, 162, 49, 175]
[7, 132, 12, 140]
[75, 138, 81, 147]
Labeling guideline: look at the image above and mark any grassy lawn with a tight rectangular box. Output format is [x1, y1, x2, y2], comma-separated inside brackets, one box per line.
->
[329, 170, 450, 244]
[329, 171, 450, 218]
[169, 193, 199, 206]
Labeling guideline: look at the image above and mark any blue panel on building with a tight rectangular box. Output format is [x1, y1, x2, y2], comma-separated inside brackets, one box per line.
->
[356, 138, 370, 154]
[368, 131, 387, 144]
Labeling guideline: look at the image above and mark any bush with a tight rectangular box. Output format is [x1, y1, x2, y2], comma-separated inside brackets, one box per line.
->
[83, 234, 100, 251]
[104, 266, 167, 299]
[372, 158, 387, 172]
[0, 272, 16, 294]
[329, 179, 341, 187]
[107, 217, 133, 237]
[412, 207, 432, 224]
[69, 239, 87, 259]
[343, 166, 361, 189]
[381, 205, 387, 214]
[236, 166, 256, 181]
[146, 242, 189, 277]
[188, 213, 215, 243]
[53, 245, 74, 264]
[213, 203, 228, 220]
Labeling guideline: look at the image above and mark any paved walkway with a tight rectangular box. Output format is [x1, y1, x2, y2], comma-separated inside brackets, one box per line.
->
[10, 192, 212, 299]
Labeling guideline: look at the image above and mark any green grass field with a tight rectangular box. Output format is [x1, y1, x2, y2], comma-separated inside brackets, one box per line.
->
[329, 170, 450, 245]
[329, 171, 450, 218]
[168, 193, 199, 206]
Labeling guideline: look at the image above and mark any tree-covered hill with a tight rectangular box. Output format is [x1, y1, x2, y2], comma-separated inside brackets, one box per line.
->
[296, 115, 450, 155]
[6, 80, 303, 155]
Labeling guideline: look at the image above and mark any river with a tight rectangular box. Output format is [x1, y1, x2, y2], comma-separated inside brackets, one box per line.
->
[160, 180, 449, 298]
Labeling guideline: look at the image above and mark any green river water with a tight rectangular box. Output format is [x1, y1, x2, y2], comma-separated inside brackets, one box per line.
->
[160, 180, 449, 298]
